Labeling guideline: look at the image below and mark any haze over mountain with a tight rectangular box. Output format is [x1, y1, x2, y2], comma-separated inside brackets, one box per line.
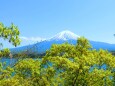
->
[11, 30, 115, 54]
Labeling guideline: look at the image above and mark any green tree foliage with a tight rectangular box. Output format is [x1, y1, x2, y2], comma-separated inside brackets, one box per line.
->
[0, 23, 20, 57]
[0, 37, 115, 86]
[0, 22, 21, 85]
[0, 22, 21, 57]
[42, 37, 115, 86]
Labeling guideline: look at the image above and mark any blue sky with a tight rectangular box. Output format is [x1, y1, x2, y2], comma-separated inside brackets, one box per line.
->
[0, 0, 115, 48]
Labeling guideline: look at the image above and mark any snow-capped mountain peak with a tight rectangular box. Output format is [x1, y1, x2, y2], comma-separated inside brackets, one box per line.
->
[50, 30, 80, 40]
[11, 30, 115, 54]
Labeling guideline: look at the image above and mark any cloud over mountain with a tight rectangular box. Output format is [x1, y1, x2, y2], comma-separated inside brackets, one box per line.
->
[11, 30, 115, 54]
[20, 36, 46, 42]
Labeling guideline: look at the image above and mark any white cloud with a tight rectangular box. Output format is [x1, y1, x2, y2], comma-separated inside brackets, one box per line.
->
[20, 36, 46, 42]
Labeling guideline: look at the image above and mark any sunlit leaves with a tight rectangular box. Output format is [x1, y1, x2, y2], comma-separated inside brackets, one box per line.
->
[0, 37, 115, 86]
[0, 22, 21, 49]
[0, 22, 21, 58]
[15, 59, 40, 78]
[42, 37, 115, 86]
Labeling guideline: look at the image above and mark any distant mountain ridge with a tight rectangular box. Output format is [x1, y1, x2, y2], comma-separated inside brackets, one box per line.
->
[10, 30, 115, 54]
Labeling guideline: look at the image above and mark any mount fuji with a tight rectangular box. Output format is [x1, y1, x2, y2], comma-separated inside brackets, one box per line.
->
[49, 30, 79, 41]
[11, 30, 115, 54]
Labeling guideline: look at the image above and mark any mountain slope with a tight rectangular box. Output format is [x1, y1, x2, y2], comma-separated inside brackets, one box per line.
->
[49, 30, 79, 40]
[10, 31, 115, 54]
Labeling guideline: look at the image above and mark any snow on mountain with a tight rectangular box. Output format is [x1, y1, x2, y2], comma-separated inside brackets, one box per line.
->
[10, 30, 115, 54]
[49, 30, 80, 41]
